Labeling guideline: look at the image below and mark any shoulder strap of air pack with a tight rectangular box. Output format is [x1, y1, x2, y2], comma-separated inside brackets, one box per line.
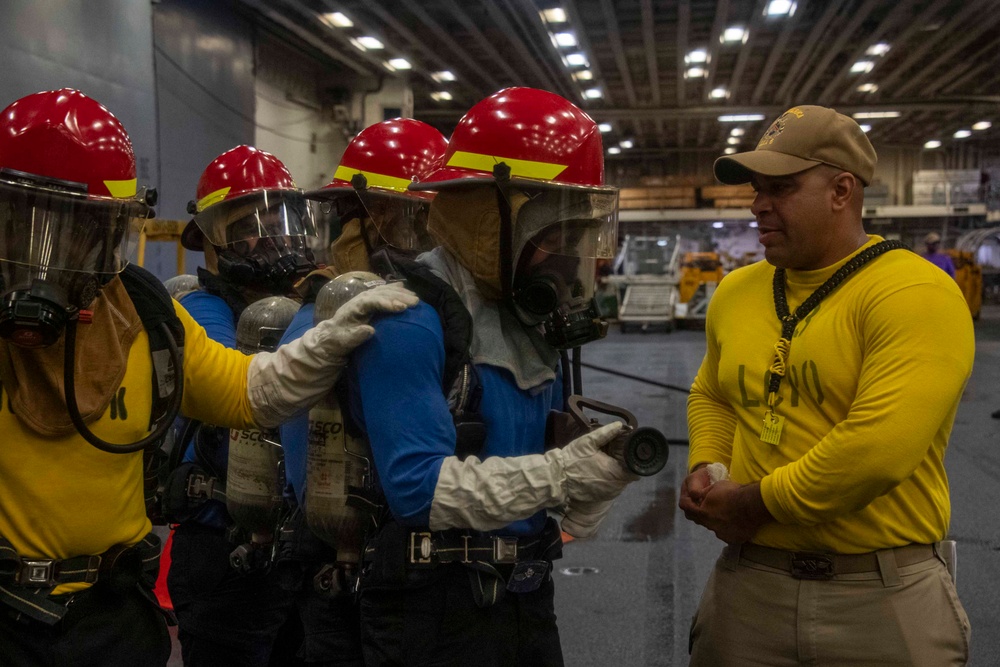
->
[119, 263, 185, 428]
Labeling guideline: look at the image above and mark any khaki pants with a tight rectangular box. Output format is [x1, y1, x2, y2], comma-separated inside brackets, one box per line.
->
[689, 544, 971, 666]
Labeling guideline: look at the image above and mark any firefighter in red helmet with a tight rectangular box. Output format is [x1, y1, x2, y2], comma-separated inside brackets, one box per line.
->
[339, 89, 639, 666]
[267, 118, 448, 665]
[0, 89, 416, 667]
[166, 146, 321, 666]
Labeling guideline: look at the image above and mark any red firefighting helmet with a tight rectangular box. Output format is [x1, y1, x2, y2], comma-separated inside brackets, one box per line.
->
[414, 87, 606, 192]
[309, 118, 447, 201]
[0, 88, 149, 280]
[185, 145, 315, 250]
[0, 88, 139, 198]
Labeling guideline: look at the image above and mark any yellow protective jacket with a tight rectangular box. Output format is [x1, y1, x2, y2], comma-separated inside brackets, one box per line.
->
[0, 300, 255, 591]
[688, 236, 975, 553]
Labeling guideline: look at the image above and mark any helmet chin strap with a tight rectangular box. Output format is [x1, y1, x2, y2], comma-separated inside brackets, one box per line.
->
[492, 162, 514, 304]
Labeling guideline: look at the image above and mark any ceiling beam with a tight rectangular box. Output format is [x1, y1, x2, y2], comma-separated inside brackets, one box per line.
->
[599, 0, 638, 106]
[640, 0, 661, 107]
[675, 0, 690, 137]
[244, 0, 372, 76]
[878, 0, 988, 95]
[396, 0, 503, 92]
[472, 0, 569, 95]
[565, 0, 615, 105]
[930, 40, 1000, 96]
[894, 10, 1000, 97]
[726, 0, 768, 103]
[750, 0, 801, 105]
[795, 0, 882, 102]
[702, 0, 731, 99]
[324, 0, 475, 104]
[774, 0, 844, 102]
[503, 0, 578, 100]
[441, 0, 526, 86]
[816, 0, 917, 106]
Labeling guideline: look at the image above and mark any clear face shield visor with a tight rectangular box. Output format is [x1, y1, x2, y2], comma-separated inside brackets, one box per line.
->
[193, 189, 317, 247]
[311, 177, 435, 255]
[0, 173, 150, 308]
[507, 187, 618, 329]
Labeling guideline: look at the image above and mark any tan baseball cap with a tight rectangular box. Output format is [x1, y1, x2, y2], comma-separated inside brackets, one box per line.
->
[714, 105, 877, 186]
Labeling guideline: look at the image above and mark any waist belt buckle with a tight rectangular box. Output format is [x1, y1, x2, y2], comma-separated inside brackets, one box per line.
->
[17, 559, 57, 587]
[791, 552, 834, 580]
[409, 532, 433, 565]
[493, 537, 519, 564]
[187, 473, 213, 499]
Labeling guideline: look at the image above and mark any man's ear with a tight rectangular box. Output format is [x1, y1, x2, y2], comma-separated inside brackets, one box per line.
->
[830, 172, 858, 211]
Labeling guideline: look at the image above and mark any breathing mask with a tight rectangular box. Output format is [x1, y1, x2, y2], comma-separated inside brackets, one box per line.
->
[0, 169, 151, 348]
[506, 185, 618, 349]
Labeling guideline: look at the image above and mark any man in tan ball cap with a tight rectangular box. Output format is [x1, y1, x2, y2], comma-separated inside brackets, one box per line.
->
[680, 105, 973, 665]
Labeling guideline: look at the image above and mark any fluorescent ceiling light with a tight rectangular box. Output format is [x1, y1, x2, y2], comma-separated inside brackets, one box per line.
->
[852, 111, 900, 119]
[430, 91, 453, 102]
[685, 49, 709, 64]
[431, 70, 456, 82]
[749, 221, 758, 227]
[619, 139, 634, 149]
[972, 121, 992, 131]
[572, 69, 594, 81]
[349, 38, 367, 52]
[724, 147, 738, 154]
[357, 36, 384, 50]
[322, 12, 352, 28]
[857, 83, 879, 93]
[607, 146, 622, 155]
[565, 52, 588, 66]
[719, 114, 765, 122]
[859, 124, 872, 133]
[710, 87, 729, 99]
[657, 239, 668, 247]
[722, 26, 748, 43]
[387, 58, 412, 70]
[727, 137, 740, 145]
[924, 140, 942, 149]
[583, 88, 603, 99]
[712, 221, 725, 228]
[552, 32, 577, 47]
[954, 129, 972, 139]
[685, 66, 708, 79]
[730, 128, 746, 136]
[598, 123, 612, 132]
[850, 60, 875, 74]
[540, 8, 567, 23]
[866, 43, 890, 56]
[764, 0, 796, 17]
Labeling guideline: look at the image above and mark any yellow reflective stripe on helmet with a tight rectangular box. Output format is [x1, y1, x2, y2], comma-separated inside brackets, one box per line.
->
[446, 151, 567, 180]
[196, 186, 232, 212]
[334, 166, 412, 193]
[103, 178, 137, 198]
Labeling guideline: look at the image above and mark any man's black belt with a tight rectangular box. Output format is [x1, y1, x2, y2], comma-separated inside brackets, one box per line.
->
[364, 528, 560, 567]
[0, 532, 162, 625]
[406, 530, 561, 566]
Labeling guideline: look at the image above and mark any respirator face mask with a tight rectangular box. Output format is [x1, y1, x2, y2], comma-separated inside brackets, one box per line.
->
[0, 170, 149, 348]
[199, 191, 317, 295]
[508, 187, 618, 349]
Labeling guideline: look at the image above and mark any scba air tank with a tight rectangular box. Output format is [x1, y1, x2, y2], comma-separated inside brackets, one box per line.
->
[226, 295, 299, 537]
[305, 272, 384, 564]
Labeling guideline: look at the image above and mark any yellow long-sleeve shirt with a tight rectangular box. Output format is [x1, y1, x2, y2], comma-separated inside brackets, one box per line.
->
[688, 236, 974, 553]
[0, 300, 255, 589]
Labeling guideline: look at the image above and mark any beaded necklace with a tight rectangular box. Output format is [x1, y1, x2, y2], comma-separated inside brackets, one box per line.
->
[760, 240, 907, 445]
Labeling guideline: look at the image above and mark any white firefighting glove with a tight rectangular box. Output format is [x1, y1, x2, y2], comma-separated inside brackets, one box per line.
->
[429, 422, 639, 532]
[247, 282, 418, 429]
[561, 498, 616, 539]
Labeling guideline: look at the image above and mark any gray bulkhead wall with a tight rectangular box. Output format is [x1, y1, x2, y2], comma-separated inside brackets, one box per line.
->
[0, 0, 161, 264]
[153, 0, 257, 279]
